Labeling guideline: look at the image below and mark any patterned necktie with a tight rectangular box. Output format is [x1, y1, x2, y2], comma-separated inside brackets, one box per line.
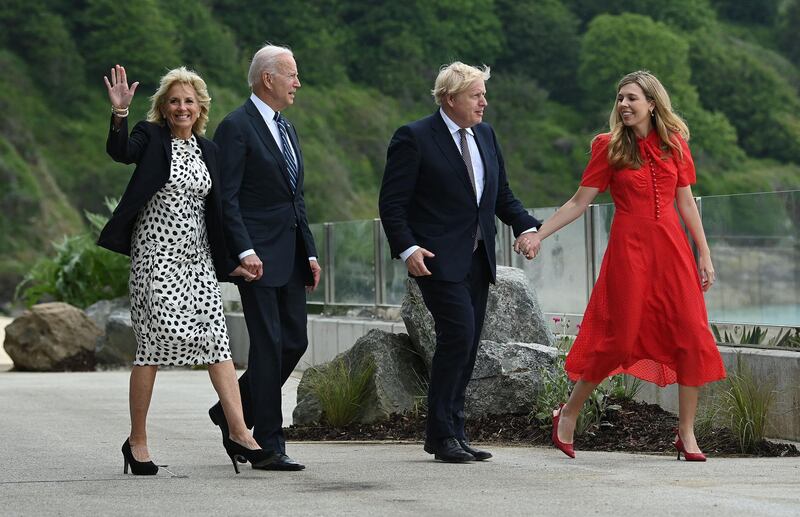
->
[458, 128, 478, 200]
[274, 112, 298, 192]
[459, 128, 480, 250]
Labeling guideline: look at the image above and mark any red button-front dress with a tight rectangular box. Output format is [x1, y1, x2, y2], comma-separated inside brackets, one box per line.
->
[565, 131, 726, 387]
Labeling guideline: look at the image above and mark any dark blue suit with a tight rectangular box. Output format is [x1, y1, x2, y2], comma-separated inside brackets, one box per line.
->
[213, 99, 317, 453]
[379, 111, 539, 440]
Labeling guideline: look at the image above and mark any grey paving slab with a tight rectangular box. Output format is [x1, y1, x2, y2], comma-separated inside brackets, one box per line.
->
[1, 370, 799, 516]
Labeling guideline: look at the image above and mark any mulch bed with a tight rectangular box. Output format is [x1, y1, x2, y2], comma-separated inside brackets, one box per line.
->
[285, 398, 799, 458]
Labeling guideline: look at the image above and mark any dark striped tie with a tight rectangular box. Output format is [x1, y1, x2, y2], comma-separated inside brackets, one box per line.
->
[274, 112, 298, 192]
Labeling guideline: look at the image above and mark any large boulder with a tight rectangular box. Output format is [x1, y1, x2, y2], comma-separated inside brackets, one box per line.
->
[3, 302, 100, 371]
[466, 341, 559, 418]
[293, 329, 427, 425]
[401, 266, 555, 370]
[86, 297, 137, 367]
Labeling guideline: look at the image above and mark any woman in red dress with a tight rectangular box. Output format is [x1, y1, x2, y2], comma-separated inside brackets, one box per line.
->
[515, 71, 725, 461]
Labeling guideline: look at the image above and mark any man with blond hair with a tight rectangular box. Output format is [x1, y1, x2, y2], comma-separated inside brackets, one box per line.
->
[209, 44, 320, 471]
[379, 62, 541, 462]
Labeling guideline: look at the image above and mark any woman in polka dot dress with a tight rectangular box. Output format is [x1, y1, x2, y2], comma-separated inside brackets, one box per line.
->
[517, 71, 725, 461]
[99, 65, 276, 474]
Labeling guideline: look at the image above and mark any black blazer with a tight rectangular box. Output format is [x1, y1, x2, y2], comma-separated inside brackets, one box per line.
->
[379, 111, 540, 283]
[97, 117, 237, 281]
[213, 99, 317, 287]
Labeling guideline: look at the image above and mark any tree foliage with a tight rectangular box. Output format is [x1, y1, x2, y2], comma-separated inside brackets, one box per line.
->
[495, 0, 581, 102]
[690, 31, 800, 162]
[1, 0, 799, 303]
[76, 0, 182, 91]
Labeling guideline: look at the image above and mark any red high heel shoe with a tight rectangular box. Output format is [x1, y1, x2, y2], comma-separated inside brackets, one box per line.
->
[674, 434, 707, 462]
[552, 403, 575, 458]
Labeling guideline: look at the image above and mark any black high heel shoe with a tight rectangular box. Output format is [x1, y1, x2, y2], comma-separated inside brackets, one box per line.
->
[121, 438, 158, 475]
[223, 437, 277, 474]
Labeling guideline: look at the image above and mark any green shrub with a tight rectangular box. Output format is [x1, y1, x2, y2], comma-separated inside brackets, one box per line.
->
[532, 350, 615, 437]
[14, 198, 129, 309]
[305, 357, 375, 427]
[609, 374, 643, 401]
[719, 355, 776, 453]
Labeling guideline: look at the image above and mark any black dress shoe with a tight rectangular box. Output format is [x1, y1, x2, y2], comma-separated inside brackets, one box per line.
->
[252, 453, 305, 471]
[423, 437, 475, 463]
[458, 439, 492, 461]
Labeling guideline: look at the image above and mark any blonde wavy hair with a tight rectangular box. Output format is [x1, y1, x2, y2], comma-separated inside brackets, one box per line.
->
[431, 61, 490, 105]
[607, 70, 689, 169]
[147, 66, 211, 135]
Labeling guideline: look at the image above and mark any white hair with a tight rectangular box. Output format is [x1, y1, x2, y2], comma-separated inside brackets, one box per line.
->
[248, 44, 294, 90]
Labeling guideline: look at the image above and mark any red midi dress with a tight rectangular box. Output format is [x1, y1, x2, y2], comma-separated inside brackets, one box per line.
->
[564, 131, 726, 387]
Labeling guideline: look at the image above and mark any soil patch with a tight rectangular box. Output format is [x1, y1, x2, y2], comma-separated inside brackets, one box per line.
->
[286, 398, 799, 458]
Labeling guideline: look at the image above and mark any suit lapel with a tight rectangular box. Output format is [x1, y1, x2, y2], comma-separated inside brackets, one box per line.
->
[245, 100, 298, 195]
[430, 112, 475, 198]
[159, 124, 172, 168]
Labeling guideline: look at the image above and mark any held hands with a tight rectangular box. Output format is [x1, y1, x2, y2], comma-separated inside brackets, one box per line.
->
[103, 64, 139, 110]
[513, 233, 541, 260]
[698, 254, 715, 292]
[307, 260, 322, 293]
[230, 265, 257, 282]
[241, 254, 263, 281]
[406, 248, 435, 277]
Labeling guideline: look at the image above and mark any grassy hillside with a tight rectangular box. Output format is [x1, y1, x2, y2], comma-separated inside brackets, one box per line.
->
[1, 0, 799, 304]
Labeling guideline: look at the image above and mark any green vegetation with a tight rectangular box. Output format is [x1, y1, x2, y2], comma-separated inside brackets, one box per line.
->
[2, 0, 800, 303]
[15, 199, 130, 309]
[532, 339, 638, 437]
[696, 355, 778, 454]
[304, 356, 376, 427]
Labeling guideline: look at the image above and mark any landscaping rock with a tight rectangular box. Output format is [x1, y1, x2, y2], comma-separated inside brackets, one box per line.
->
[465, 341, 559, 418]
[401, 266, 555, 370]
[3, 302, 100, 371]
[293, 329, 427, 425]
[86, 297, 137, 367]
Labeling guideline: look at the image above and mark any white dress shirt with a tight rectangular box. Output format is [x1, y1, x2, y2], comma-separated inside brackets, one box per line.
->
[238, 94, 315, 263]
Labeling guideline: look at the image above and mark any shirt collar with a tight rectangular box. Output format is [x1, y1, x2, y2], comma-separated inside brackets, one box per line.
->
[250, 93, 277, 125]
[439, 108, 474, 137]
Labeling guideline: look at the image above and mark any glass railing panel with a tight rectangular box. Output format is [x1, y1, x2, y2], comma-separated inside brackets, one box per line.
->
[329, 219, 375, 305]
[701, 191, 799, 326]
[307, 223, 325, 304]
[379, 224, 410, 305]
[592, 203, 614, 277]
[509, 207, 590, 314]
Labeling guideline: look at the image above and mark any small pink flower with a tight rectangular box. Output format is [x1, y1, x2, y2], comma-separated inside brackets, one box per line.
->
[552, 317, 561, 324]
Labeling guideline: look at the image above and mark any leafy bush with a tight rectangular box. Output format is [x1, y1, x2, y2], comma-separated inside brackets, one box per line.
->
[14, 198, 129, 309]
[305, 357, 376, 427]
[609, 374, 643, 401]
[718, 355, 776, 453]
[532, 345, 627, 436]
[711, 324, 800, 348]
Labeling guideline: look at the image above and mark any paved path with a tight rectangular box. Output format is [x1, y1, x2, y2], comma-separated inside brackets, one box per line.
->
[1, 370, 799, 516]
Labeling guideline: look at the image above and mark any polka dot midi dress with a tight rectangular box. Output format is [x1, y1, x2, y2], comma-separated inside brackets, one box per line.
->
[565, 131, 725, 387]
[129, 135, 232, 366]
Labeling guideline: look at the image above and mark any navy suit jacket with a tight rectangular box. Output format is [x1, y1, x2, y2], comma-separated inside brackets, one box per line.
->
[379, 111, 540, 283]
[97, 118, 236, 281]
[213, 99, 317, 287]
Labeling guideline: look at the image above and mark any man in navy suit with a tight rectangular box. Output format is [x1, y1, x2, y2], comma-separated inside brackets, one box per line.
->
[210, 44, 320, 471]
[379, 62, 541, 462]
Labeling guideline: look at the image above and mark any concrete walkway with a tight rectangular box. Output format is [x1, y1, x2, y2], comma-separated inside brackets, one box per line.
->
[1, 369, 799, 516]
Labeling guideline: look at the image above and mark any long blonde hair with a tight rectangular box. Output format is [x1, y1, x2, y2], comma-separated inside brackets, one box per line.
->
[147, 66, 211, 135]
[607, 70, 689, 169]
